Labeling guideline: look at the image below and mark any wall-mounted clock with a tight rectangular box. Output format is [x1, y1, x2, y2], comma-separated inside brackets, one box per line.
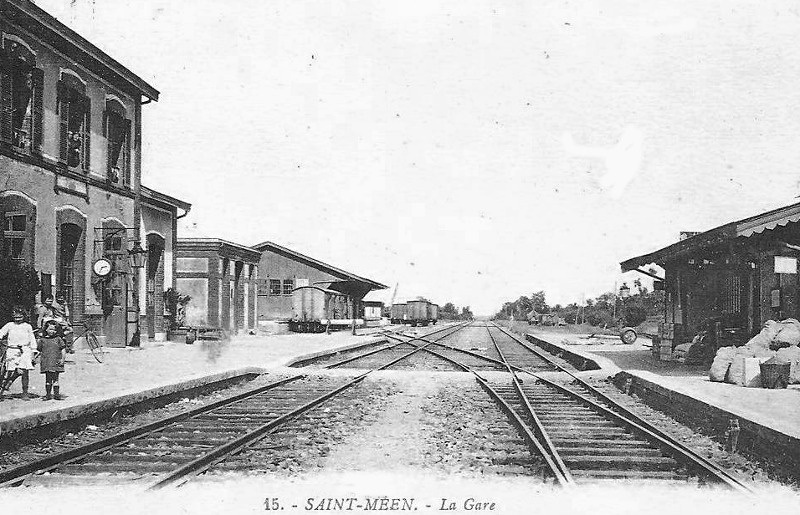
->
[93, 258, 112, 277]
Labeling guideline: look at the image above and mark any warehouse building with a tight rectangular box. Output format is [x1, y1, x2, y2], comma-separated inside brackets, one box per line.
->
[251, 240, 387, 330]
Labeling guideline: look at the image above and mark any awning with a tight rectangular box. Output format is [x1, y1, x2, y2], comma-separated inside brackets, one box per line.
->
[621, 201, 800, 271]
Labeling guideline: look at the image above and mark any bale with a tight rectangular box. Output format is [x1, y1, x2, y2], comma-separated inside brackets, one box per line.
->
[745, 320, 780, 352]
[709, 347, 737, 382]
[774, 318, 800, 347]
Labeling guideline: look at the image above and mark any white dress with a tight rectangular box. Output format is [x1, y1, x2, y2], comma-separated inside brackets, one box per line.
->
[0, 322, 37, 370]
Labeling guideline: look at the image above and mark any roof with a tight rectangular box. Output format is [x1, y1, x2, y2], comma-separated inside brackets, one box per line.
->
[141, 186, 191, 212]
[251, 240, 388, 290]
[177, 238, 261, 262]
[621, 200, 800, 271]
[6, 0, 159, 100]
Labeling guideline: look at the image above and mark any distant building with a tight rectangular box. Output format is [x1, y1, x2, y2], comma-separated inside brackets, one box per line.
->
[175, 238, 260, 334]
[251, 241, 387, 327]
[0, 0, 188, 345]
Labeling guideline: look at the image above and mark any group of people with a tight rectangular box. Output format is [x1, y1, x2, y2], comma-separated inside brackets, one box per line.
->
[0, 294, 72, 401]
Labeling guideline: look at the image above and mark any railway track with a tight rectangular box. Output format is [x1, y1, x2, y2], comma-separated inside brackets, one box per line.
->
[482, 322, 749, 489]
[0, 322, 471, 489]
[365, 321, 749, 489]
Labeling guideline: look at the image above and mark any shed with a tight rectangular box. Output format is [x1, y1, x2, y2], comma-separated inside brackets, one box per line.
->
[622, 201, 800, 357]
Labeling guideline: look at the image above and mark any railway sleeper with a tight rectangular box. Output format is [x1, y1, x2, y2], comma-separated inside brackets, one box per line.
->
[569, 469, 689, 481]
[55, 462, 180, 474]
[558, 446, 664, 457]
[562, 455, 680, 472]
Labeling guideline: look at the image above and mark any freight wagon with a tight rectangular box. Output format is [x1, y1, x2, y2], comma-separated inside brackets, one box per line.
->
[406, 299, 438, 326]
[289, 286, 363, 333]
[390, 303, 407, 324]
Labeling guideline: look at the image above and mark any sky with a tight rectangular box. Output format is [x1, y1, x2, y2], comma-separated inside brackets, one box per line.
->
[34, 0, 800, 314]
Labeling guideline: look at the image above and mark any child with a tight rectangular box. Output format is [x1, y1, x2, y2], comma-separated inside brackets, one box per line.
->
[37, 320, 66, 401]
[0, 307, 37, 401]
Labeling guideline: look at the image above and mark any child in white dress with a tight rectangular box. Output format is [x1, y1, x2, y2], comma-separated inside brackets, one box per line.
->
[0, 307, 37, 400]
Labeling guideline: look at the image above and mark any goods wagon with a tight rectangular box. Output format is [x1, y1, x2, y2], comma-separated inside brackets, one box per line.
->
[390, 303, 407, 324]
[407, 299, 434, 326]
[289, 286, 363, 333]
[429, 304, 439, 324]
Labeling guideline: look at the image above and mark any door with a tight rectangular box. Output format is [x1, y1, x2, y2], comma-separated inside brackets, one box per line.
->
[102, 228, 128, 347]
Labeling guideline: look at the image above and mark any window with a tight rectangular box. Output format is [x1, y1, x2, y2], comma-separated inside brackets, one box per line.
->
[57, 77, 91, 171]
[0, 41, 43, 154]
[282, 279, 294, 295]
[104, 102, 131, 186]
[269, 279, 281, 295]
[3, 213, 26, 261]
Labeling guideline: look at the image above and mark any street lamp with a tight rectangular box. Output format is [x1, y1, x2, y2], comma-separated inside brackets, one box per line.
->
[128, 241, 147, 269]
[127, 240, 147, 347]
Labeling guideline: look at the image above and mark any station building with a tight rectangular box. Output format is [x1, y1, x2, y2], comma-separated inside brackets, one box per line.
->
[251, 240, 387, 330]
[0, 0, 189, 346]
[622, 201, 800, 359]
[175, 238, 260, 334]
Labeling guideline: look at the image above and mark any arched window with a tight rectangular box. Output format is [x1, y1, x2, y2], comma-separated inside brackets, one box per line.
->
[57, 71, 91, 171]
[0, 39, 44, 155]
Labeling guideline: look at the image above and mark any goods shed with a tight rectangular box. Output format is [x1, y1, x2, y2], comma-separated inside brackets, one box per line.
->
[621, 201, 800, 358]
[251, 240, 387, 329]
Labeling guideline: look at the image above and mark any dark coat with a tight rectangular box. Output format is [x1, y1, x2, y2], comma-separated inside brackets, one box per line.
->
[37, 336, 66, 373]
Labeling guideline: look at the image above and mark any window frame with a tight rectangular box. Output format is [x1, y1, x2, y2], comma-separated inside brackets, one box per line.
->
[269, 279, 282, 296]
[57, 78, 91, 172]
[282, 279, 294, 295]
[3, 211, 27, 261]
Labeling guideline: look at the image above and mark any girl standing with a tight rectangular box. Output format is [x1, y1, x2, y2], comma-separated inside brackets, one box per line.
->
[37, 320, 66, 401]
[0, 307, 37, 401]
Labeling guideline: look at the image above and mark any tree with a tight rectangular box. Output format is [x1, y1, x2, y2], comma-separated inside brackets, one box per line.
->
[440, 302, 459, 320]
[530, 291, 549, 314]
[0, 256, 41, 324]
[460, 306, 474, 321]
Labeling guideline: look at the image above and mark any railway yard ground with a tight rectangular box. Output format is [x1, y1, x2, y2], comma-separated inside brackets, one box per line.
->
[0, 322, 797, 514]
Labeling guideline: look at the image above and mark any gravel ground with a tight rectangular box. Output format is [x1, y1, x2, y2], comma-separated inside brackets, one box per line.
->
[310, 372, 545, 479]
[586, 376, 797, 490]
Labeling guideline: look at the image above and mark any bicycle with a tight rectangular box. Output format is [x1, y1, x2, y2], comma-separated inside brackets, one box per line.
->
[70, 321, 105, 363]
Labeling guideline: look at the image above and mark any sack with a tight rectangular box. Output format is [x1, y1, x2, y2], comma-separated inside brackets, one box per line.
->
[774, 319, 800, 346]
[745, 320, 779, 352]
[709, 347, 736, 382]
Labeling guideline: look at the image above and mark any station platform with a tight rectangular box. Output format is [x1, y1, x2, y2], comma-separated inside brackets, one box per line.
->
[0, 330, 387, 437]
[525, 329, 800, 477]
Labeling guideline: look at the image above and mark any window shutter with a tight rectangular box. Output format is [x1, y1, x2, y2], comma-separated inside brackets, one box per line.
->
[123, 118, 132, 186]
[0, 53, 12, 144]
[103, 109, 112, 179]
[57, 81, 69, 164]
[82, 95, 91, 172]
[31, 67, 44, 155]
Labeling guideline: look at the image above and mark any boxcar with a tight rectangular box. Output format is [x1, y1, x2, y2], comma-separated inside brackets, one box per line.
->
[406, 300, 431, 326]
[390, 303, 408, 324]
[289, 286, 362, 333]
[429, 303, 439, 324]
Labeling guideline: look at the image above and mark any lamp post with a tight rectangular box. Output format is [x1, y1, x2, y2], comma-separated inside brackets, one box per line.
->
[128, 241, 147, 346]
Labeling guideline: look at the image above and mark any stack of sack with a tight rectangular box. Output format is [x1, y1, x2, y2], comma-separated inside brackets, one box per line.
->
[709, 319, 800, 386]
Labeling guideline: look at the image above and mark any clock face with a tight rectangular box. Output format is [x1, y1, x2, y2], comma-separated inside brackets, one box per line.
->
[93, 259, 112, 277]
